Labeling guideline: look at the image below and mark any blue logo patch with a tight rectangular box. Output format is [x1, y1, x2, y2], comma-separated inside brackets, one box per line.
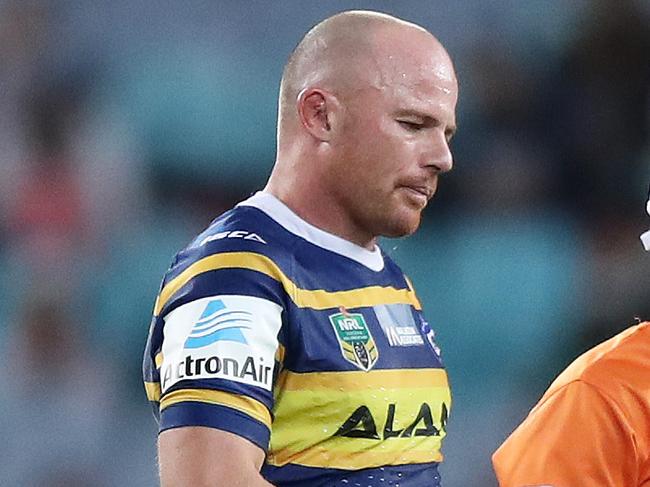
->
[184, 299, 252, 349]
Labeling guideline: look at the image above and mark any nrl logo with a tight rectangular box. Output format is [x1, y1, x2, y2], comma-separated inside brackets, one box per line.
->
[329, 307, 379, 371]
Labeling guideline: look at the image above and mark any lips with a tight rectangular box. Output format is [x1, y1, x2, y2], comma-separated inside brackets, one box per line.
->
[401, 184, 433, 200]
[406, 185, 432, 199]
[399, 184, 433, 208]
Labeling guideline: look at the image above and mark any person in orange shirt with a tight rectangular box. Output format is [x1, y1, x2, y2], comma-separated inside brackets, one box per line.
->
[493, 189, 650, 487]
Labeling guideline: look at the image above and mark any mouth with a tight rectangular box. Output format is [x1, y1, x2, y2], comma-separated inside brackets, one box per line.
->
[400, 185, 433, 208]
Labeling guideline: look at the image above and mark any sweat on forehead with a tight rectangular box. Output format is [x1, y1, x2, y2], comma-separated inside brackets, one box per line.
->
[279, 11, 439, 106]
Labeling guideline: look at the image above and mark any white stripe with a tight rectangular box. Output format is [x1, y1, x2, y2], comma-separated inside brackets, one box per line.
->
[238, 191, 385, 271]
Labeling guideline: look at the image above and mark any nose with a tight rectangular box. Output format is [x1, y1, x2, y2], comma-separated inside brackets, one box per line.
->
[423, 130, 453, 173]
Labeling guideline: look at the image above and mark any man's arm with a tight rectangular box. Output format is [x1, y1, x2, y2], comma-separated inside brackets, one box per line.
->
[159, 426, 274, 487]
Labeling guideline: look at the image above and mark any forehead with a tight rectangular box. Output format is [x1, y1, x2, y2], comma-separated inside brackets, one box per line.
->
[372, 33, 458, 117]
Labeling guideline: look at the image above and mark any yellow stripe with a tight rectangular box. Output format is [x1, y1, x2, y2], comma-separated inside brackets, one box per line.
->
[155, 252, 284, 315]
[281, 368, 449, 391]
[155, 352, 164, 368]
[295, 285, 420, 311]
[154, 252, 421, 315]
[268, 368, 451, 469]
[144, 381, 161, 402]
[269, 444, 443, 468]
[404, 275, 423, 309]
[160, 388, 272, 428]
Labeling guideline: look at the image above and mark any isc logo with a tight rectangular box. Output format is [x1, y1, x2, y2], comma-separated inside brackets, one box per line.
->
[199, 230, 267, 246]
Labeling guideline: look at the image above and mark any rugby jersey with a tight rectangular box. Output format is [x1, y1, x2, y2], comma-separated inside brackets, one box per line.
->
[143, 191, 451, 487]
[493, 322, 650, 487]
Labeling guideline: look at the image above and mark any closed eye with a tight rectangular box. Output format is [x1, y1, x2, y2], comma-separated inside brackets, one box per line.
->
[397, 120, 424, 131]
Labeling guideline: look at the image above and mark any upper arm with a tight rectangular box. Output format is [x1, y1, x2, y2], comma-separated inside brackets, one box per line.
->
[143, 245, 289, 482]
[492, 380, 637, 487]
[159, 426, 273, 487]
[156, 292, 283, 448]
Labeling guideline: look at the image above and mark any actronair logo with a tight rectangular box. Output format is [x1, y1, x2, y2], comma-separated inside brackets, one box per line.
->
[161, 353, 272, 390]
[160, 295, 282, 393]
[184, 299, 252, 349]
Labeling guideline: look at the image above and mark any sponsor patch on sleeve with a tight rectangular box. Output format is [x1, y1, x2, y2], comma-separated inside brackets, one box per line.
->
[160, 295, 282, 393]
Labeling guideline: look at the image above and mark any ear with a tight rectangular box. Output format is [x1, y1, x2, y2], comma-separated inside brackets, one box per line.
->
[297, 88, 338, 142]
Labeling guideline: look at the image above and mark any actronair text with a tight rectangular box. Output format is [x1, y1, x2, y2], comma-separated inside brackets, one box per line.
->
[162, 353, 272, 390]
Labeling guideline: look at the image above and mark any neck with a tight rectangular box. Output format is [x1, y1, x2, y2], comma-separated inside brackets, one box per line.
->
[265, 161, 376, 250]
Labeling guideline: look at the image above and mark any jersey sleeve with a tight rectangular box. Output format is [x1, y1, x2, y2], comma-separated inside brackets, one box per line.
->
[492, 380, 638, 487]
[143, 246, 288, 452]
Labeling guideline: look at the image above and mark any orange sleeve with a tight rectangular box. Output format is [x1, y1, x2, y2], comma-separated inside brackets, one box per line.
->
[492, 380, 638, 487]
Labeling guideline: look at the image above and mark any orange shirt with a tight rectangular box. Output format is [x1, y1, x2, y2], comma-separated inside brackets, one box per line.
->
[493, 322, 650, 487]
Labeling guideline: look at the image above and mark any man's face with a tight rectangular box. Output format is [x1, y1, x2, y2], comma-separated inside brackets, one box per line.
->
[329, 35, 458, 241]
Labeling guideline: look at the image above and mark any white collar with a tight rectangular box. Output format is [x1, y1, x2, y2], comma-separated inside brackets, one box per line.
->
[238, 191, 385, 271]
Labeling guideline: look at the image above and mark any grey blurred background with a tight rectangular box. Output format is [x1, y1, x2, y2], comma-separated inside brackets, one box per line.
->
[0, 1, 649, 485]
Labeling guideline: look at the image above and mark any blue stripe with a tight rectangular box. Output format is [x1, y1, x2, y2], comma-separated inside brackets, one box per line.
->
[160, 401, 270, 452]
[262, 460, 441, 487]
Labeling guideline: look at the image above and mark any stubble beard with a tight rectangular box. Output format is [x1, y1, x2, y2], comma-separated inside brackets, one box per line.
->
[366, 198, 423, 239]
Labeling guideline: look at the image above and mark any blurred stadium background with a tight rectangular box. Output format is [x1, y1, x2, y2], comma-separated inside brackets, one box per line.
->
[0, 1, 648, 485]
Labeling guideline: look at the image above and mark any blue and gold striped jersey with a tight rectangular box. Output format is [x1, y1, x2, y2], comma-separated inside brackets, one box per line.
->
[143, 192, 451, 487]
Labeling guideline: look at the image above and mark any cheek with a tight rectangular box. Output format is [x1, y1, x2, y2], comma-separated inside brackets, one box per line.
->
[341, 119, 409, 186]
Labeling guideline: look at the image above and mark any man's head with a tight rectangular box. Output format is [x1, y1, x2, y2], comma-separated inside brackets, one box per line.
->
[268, 11, 458, 248]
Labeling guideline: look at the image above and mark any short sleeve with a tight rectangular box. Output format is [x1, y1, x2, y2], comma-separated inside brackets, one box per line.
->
[143, 247, 287, 452]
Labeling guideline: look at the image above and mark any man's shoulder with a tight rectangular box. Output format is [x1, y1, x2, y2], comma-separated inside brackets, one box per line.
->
[546, 322, 650, 398]
[173, 204, 296, 270]
[154, 204, 294, 319]
[191, 205, 287, 253]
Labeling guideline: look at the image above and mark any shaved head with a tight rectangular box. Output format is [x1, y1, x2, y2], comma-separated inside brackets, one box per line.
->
[268, 10, 458, 248]
[278, 11, 446, 126]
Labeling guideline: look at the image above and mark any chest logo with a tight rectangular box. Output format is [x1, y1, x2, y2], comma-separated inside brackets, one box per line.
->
[329, 307, 379, 371]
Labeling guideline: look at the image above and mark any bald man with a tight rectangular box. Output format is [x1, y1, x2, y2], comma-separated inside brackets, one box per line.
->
[143, 10, 458, 487]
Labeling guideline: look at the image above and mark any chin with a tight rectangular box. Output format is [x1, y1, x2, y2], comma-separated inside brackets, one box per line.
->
[381, 214, 421, 238]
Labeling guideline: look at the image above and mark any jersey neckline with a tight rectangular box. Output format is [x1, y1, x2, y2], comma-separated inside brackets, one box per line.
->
[238, 191, 385, 272]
